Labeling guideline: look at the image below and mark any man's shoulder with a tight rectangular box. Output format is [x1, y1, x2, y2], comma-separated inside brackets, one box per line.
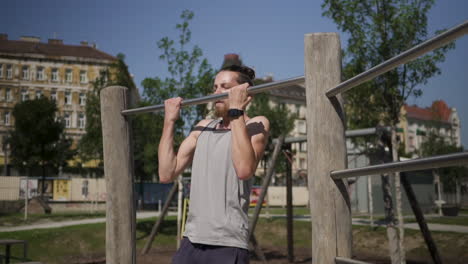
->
[188, 119, 215, 138]
[246, 116, 270, 136]
[247, 116, 270, 127]
[196, 119, 215, 127]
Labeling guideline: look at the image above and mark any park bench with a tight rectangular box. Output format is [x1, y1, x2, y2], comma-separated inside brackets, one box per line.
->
[0, 239, 27, 264]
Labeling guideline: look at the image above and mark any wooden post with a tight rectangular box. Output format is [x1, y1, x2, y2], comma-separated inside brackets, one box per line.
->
[305, 33, 351, 263]
[285, 143, 294, 263]
[101, 86, 136, 264]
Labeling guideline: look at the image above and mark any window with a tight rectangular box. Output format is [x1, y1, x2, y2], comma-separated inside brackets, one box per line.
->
[295, 104, 301, 116]
[36, 90, 42, 99]
[82, 180, 89, 197]
[100, 70, 108, 83]
[64, 114, 71, 128]
[79, 93, 86, 106]
[80, 71, 87, 83]
[300, 142, 307, 152]
[78, 113, 85, 128]
[65, 69, 73, 83]
[5, 88, 11, 101]
[4, 111, 10, 126]
[0, 64, 3, 78]
[299, 158, 306, 169]
[22, 66, 29, 80]
[50, 90, 57, 101]
[6, 65, 12, 79]
[21, 89, 29, 101]
[64, 91, 72, 105]
[51, 68, 59, 82]
[297, 120, 306, 134]
[36, 67, 45, 80]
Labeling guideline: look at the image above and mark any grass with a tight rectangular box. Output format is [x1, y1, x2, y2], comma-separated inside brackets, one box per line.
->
[1, 212, 467, 263]
[0, 216, 177, 264]
[352, 224, 468, 262]
[0, 211, 468, 264]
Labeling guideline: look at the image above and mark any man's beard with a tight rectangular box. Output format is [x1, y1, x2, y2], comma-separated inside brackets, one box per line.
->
[214, 103, 228, 118]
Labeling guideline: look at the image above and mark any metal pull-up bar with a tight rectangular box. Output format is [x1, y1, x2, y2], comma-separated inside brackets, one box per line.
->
[121, 76, 305, 116]
[326, 20, 468, 98]
[122, 21, 468, 117]
[274, 126, 392, 144]
[331, 152, 468, 180]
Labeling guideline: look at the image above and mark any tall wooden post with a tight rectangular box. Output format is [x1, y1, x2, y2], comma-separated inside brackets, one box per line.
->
[101, 86, 136, 264]
[285, 143, 294, 263]
[305, 33, 351, 263]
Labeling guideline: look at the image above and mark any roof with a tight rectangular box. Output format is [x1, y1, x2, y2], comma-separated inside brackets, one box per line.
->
[404, 100, 452, 123]
[0, 39, 117, 62]
[268, 84, 306, 102]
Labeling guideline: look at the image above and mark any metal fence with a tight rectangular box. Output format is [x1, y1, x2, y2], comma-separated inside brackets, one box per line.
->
[100, 20, 468, 264]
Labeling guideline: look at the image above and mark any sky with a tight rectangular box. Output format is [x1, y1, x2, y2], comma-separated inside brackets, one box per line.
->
[2, 0, 467, 148]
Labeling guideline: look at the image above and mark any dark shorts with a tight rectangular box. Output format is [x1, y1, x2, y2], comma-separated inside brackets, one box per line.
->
[172, 237, 249, 264]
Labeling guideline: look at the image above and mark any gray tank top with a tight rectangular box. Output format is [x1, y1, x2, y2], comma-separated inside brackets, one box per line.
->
[184, 119, 252, 249]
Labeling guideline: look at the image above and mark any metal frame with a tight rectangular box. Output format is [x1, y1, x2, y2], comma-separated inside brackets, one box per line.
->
[331, 152, 468, 179]
[274, 126, 390, 144]
[121, 76, 304, 115]
[325, 20, 468, 98]
[121, 21, 468, 116]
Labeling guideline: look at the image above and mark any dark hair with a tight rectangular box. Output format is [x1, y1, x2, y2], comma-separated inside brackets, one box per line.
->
[219, 65, 255, 86]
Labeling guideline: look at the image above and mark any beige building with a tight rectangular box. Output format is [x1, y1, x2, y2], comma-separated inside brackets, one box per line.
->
[397, 100, 461, 157]
[253, 76, 308, 184]
[0, 34, 117, 166]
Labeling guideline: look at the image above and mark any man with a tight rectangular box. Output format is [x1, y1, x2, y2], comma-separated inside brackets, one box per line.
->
[158, 65, 270, 264]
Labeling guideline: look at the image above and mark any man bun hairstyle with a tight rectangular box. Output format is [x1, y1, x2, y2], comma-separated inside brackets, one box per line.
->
[220, 65, 255, 86]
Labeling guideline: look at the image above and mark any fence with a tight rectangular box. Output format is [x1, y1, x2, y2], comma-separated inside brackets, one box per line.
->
[100, 20, 468, 264]
[307, 20, 468, 264]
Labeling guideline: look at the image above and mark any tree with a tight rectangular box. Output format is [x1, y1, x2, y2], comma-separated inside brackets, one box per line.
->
[141, 9, 215, 180]
[420, 131, 466, 205]
[78, 53, 139, 175]
[143, 10, 215, 132]
[8, 97, 74, 195]
[247, 78, 298, 184]
[322, 1, 455, 263]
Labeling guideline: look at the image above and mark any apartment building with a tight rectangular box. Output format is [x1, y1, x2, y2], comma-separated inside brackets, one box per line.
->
[398, 100, 461, 156]
[0, 34, 117, 165]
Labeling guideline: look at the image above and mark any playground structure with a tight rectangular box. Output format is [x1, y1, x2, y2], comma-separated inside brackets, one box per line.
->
[100, 21, 468, 263]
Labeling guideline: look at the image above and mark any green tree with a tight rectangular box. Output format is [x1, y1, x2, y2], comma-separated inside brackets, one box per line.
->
[247, 78, 298, 182]
[140, 9, 215, 180]
[420, 131, 466, 203]
[8, 97, 74, 195]
[322, 0, 455, 262]
[78, 54, 139, 175]
[322, 0, 454, 130]
[143, 10, 215, 132]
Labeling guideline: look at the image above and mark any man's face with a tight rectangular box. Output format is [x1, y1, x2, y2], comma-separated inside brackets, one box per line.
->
[212, 71, 239, 117]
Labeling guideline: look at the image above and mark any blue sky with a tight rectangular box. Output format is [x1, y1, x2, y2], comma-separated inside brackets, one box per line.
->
[2, 0, 467, 147]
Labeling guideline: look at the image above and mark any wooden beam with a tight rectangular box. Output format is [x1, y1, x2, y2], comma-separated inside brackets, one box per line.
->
[305, 33, 351, 263]
[101, 86, 136, 264]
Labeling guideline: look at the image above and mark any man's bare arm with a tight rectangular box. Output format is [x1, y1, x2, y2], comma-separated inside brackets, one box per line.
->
[231, 116, 270, 180]
[158, 116, 210, 183]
